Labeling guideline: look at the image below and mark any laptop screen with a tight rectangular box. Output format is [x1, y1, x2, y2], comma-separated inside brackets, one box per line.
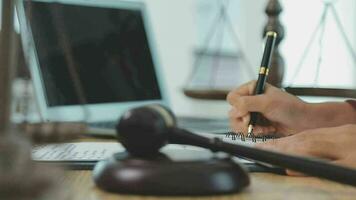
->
[25, 1, 162, 107]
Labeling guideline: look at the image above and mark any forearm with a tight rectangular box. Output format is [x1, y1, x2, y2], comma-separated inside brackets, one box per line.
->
[304, 101, 356, 128]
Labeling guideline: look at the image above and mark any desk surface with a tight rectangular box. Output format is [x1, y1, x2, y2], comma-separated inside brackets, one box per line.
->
[64, 170, 356, 200]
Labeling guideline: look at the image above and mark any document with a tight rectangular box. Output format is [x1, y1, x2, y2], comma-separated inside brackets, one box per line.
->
[32, 142, 123, 162]
[32, 141, 255, 164]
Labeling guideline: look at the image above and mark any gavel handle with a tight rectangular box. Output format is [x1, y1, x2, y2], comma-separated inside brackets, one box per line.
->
[170, 129, 356, 187]
[215, 139, 356, 186]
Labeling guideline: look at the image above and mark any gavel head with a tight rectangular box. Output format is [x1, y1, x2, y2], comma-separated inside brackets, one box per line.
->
[116, 104, 176, 157]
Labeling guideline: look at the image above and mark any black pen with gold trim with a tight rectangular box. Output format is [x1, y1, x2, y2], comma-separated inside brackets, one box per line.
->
[247, 31, 277, 141]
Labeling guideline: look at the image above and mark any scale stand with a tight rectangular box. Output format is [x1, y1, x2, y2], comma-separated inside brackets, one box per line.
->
[285, 0, 356, 98]
[183, 0, 253, 100]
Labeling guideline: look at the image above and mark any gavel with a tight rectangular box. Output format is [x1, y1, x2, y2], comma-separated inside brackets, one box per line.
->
[117, 104, 356, 187]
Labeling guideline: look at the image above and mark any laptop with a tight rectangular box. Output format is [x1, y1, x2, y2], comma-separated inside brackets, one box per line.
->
[16, 0, 229, 135]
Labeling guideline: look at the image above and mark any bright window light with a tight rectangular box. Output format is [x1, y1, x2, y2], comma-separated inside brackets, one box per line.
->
[280, 0, 356, 88]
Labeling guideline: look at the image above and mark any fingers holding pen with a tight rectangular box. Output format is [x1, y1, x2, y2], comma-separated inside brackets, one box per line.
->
[226, 80, 257, 105]
[229, 95, 271, 117]
[228, 107, 248, 119]
[229, 110, 248, 134]
[229, 108, 275, 136]
[227, 80, 276, 136]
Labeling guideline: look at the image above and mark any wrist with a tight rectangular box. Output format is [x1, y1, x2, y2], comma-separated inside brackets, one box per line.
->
[299, 102, 320, 129]
[304, 102, 356, 128]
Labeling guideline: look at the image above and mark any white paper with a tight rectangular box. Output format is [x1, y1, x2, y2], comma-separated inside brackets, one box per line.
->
[32, 142, 123, 161]
[32, 140, 262, 164]
[196, 132, 270, 146]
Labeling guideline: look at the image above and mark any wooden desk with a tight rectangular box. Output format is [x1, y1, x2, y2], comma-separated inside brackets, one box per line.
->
[64, 170, 356, 199]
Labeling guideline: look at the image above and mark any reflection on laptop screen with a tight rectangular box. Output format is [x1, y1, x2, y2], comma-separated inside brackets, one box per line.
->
[26, 2, 162, 107]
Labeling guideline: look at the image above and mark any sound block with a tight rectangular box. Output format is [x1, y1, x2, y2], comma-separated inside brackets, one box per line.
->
[93, 145, 250, 196]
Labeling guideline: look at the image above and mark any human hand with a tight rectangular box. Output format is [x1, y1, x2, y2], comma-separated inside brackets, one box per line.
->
[256, 124, 356, 175]
[227, 81, 310, 137]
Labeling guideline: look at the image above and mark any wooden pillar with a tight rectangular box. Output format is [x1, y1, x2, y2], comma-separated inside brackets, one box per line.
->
[0, 0, 17, 133]
[263, 0, 285, 87]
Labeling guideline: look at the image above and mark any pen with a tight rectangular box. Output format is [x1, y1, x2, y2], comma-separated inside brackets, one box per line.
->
[247, 31, 277, 141]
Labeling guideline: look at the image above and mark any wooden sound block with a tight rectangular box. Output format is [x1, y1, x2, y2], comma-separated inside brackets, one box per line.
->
[92, 148, 250, 196]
